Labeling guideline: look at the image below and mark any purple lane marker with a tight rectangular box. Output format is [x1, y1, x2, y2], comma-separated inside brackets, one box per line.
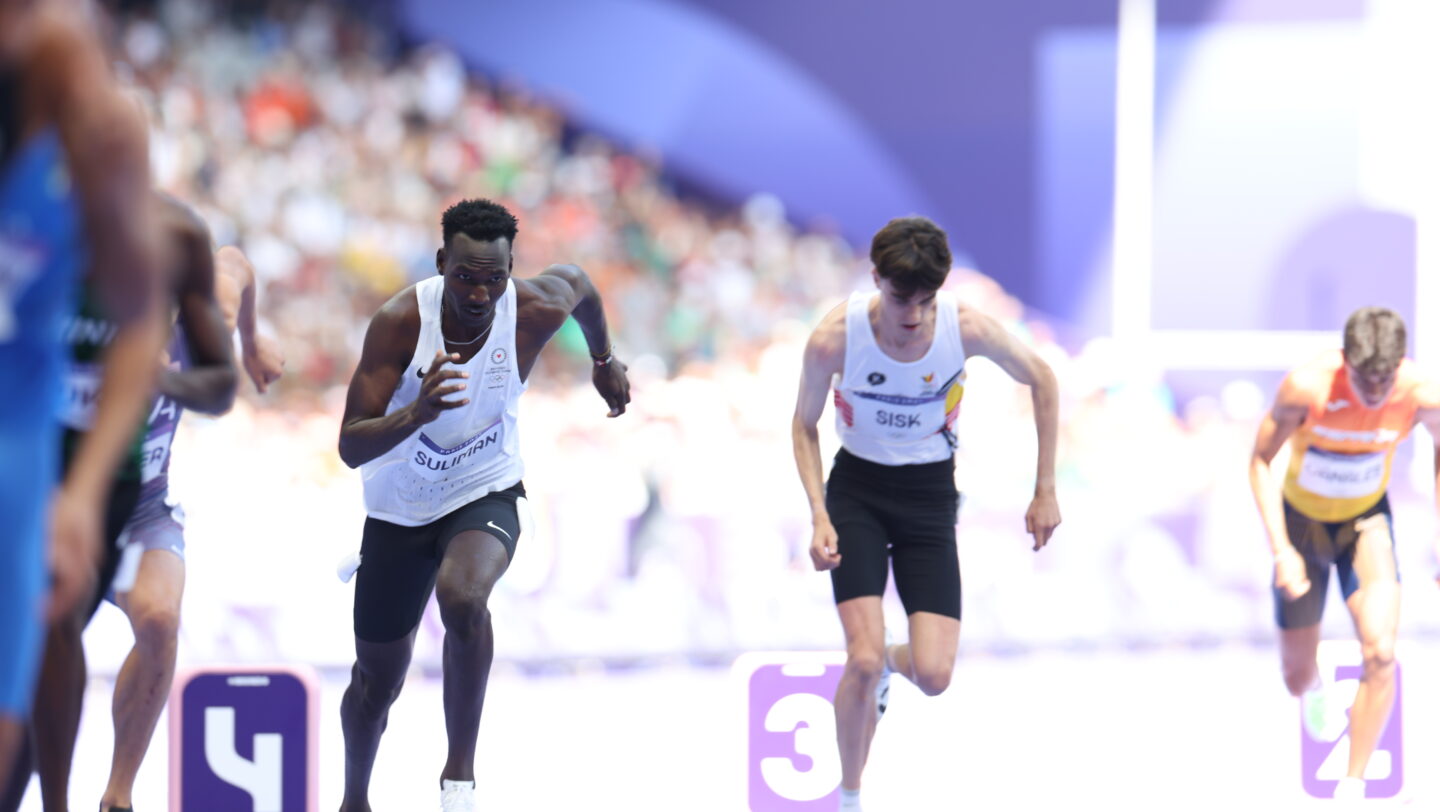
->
[169, 665, 320, 812]
[1300, 643, 1402, 800]
[736, 652, 847, 811]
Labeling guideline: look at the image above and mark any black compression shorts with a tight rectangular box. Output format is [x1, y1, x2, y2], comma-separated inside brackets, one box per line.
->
[1274, 494, 1396, 630]
[825, 449, 961, 619]
[353, 482, 525, 643]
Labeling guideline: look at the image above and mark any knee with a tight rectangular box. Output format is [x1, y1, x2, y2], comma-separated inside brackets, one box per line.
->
[1282, 662, 1317, 697]
[1362, 639, 1396, 678]
[437, 589, 492, 641]
[915, 665, 952, 697]
[349, 663, 405, 716]
[127, 600, 180, 650]
[845, 650, 886, 685]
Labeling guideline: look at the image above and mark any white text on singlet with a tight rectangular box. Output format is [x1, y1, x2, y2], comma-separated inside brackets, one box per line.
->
[361, 276, 527, 525]
[832, 290, 967, 466]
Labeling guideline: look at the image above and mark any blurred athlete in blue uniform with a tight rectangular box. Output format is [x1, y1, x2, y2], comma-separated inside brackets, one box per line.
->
[0, 0, 163, 800]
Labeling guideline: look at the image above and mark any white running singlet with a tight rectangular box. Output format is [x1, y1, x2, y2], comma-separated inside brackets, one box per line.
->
[832, 290, 967, 466]
[361, 276, 527, 525]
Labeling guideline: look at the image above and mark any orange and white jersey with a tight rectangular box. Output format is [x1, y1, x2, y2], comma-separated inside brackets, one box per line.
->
[1281, 352, 1439, 521]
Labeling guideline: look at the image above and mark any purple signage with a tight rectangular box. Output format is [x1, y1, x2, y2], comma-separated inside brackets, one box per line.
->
[736, 652, 847, 811]
[169, 665, 320, 812]
[1300, 643, 1402, 800]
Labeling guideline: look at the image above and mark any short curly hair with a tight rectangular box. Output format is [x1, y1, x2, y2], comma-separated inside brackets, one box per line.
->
[1343, 307, 1407, 376]
[441, 199, 519, 247]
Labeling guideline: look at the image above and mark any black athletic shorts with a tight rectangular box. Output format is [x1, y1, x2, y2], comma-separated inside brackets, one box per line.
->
[1274, 494, 1396, 630]
[825, 448, 961, 619]
[353, 482, 525, 643]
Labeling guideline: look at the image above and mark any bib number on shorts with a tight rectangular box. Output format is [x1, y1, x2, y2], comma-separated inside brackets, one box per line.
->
[1297, 448, 1386, 500]
[410, 420, 503, 482]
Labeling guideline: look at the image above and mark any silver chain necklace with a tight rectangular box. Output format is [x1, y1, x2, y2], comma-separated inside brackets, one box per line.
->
[441, 306, 494, 347]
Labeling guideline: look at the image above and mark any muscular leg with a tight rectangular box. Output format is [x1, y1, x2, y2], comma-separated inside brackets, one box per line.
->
[102, 549, 185, 810]
[434, 531, 510, 786]
[886, 612, 960, 697]
[32, 610, 86, 812]
[1342, 515, 1400, 780]
[1278, 623, 1322, 697]
[339, 630, 418, 812]
[834, 597, 885, 792]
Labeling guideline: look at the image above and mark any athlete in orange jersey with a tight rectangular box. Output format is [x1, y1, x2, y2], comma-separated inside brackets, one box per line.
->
[1250, 307, 1440, 799]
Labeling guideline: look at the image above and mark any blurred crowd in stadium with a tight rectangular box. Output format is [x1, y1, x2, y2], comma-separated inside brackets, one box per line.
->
[81, 0, 1440, 669]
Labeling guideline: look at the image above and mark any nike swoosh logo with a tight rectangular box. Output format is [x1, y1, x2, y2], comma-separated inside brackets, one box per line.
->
[486, 520, 512, 542]
[417, 367, 426, 379]
[1326, 400, 1349, 412]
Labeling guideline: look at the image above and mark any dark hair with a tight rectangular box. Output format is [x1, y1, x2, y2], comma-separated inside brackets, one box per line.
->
[870, 216, 952, 295]
[1343, 307, 1407, 375]
[441, 198, 518, 247]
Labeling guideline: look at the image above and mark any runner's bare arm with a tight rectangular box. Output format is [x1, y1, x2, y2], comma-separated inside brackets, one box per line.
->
[155, 198, 236, 415]
[32, 10, 167, 617]
[1251, 377, 1312, 599]
[36, 14, 165, 507]
[793, 305, 845, 570]
[1250, 382, 1309, 555]
[526, 264, 630, 416]
[959, 305, 1061, 550]
[34, 9, 162, 327]
[339, 293, 465, 468]
[215, 246, 285, 393]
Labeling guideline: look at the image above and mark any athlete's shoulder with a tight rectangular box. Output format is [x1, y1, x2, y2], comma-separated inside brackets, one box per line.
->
[955, 302, 1010, 352]
[514, 266, 580, 328]
[155, 192, 209, 238]
[803, 300, 848, 372]
[1396, 358, 1440, 407]
[372, 282, 421, 330]
[358, 284, 421, 366]
[514, 266, 573, 301]
[1280, 351, 1342, 402]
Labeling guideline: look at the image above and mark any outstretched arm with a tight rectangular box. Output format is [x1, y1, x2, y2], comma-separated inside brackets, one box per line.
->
[959, 306, 1061, 550]
[155, 198, 237, 415]
[1249, 380, 1310, 599]
[792, 306, 845, 571]
[528, 264, 630, 416]
[215, 246, 285, 393]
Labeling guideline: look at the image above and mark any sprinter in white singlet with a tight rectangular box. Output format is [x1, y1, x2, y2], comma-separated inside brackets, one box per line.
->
[792, 216, 1061, 811]
[336, 199, 630, 812]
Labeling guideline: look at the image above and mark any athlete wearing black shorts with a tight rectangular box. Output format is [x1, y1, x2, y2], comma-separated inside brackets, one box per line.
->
[825, 449, 961, 619]
[793, 216, 1060, 811]
[336, 199, 629, 811]
[354, 483, 527, 644]
[1275, 495, 1395, 630]
[1250, 308, 1440, 799]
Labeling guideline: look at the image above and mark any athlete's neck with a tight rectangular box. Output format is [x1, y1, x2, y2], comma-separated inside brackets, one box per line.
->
[869, 298, 936, 360]
[440, 301, 494, 349]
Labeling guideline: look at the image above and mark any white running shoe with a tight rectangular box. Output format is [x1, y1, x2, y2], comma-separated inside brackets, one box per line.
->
[876, 629, 893, 721]
[1333, 776, 1365, 800]
[440, 779, 476, 812]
